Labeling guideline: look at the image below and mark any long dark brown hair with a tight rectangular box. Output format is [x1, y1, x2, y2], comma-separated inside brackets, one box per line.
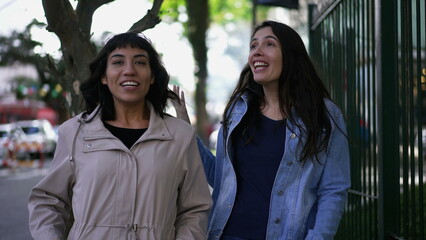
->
[223, 21, 332, 163]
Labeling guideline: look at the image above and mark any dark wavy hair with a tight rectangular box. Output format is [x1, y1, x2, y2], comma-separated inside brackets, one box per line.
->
[80, 32, 178, 120]
[223, 20, 332, 163]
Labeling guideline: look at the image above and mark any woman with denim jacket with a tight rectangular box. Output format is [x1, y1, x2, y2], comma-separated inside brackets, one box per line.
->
[173, 20, 350, 240]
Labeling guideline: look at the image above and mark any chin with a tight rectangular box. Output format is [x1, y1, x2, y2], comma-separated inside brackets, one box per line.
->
[254, 78, 268, 84]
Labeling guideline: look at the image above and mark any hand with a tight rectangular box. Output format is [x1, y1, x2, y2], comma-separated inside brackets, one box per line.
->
[172, 85, 191, 124]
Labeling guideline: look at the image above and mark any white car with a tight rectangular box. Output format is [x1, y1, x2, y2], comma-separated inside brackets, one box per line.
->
[15, 119, 57, 158]
[0, 123, 14, 166]
[0, 123, 26, 165]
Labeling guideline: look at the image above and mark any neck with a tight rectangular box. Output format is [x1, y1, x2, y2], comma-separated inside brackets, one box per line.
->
[107, 102, 150, 129]
[261, 104, 284, 121]
[261, 86, 285, 121]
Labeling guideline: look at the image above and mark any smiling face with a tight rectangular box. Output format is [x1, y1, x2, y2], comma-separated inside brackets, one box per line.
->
[101, 46, 154, 108]
[248, 26, 283, 87]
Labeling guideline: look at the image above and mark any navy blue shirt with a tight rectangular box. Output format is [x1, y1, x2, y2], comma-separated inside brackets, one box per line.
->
[223, 115, 286, 240]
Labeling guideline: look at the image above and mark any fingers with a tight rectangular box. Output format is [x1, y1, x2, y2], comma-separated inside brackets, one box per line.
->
[172, 85, 181, 105]
[171, 85, 191, 124]
[173, 85, 179, 94]
[172, 85, 186, 104]
[179, 88, 186, 103]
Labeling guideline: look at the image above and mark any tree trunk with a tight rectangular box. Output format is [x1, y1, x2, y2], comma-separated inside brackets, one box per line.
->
[42, 0, 104, 115]
[186, 0, 210, 143]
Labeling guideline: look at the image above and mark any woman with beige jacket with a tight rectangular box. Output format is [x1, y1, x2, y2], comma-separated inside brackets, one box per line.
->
[28, 32, 212, 240]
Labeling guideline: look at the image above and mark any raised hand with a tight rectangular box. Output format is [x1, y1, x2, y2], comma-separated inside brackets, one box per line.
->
[171, 85, 191, 124]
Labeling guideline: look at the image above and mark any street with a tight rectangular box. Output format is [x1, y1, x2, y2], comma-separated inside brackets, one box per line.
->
[0, 159, 51, 240]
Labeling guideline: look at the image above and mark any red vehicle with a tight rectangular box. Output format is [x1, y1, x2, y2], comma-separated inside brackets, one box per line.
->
[0, 100, 58, 126]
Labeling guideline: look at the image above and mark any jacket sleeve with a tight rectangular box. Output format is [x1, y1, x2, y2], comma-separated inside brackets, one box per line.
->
[28, 126, 75, 240]
[196, 135, 216, 186]
[306, 106, 351, 240]
[175, 132, 213, 240]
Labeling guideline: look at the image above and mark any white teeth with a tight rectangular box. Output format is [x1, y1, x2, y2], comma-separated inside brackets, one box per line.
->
[121, 81, 139, 86]
[254, 62, 268, 68]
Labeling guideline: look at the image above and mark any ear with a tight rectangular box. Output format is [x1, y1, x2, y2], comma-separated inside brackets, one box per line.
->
[150, 75, 155, 85]
[101, 76, 107, 85]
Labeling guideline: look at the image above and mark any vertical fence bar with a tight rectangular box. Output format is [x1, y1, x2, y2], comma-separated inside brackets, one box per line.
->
[399, 0, 410, 236]
[417, 1, 425, 239]
[376, 0, 400, 239]
[347, 3, 356, 237]
[406, 1, 417, 238]
[370, 0, 379, 238]
[364, 3, 371, 238]
[354, 0, 363, 235]
[348, 3, 358, 238]
[358, 2, 367, 238]
[363, 0, 372, 237]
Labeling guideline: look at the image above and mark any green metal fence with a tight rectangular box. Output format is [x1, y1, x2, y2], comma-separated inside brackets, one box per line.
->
[308, 0, 425, 239]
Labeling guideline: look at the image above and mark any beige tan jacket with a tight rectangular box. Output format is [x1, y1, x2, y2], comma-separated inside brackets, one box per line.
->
[28, 104, 212, 240]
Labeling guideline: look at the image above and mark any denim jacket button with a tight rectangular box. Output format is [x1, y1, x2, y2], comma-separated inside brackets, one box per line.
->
[287, 161, 293, 166]
[290, 133, 296, 139]
[273, 218, 281, 224]
[277, 190, 284, 196]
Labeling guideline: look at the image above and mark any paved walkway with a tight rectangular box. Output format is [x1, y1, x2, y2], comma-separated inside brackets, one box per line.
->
[0, 159, 50, 178]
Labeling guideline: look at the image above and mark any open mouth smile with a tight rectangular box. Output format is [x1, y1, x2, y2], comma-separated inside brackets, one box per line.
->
[253, 61, 269, 70]
[120, 81, 140, 87]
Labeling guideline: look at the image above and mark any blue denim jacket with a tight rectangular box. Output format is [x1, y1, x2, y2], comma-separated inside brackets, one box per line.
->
[197, 93, 350, 240]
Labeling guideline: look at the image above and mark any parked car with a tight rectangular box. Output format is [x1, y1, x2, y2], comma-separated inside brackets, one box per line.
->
[0, 123, 14, 166]
[15, 119, 58, 158]
[0, 123, 26, 165]
[0, 123, 14, 149]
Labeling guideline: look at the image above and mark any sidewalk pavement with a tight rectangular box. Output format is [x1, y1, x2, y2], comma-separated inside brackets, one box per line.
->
[0, 159, 49, 177]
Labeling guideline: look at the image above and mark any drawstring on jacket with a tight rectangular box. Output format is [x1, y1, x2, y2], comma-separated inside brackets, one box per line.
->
[69, 118, 83, 171]
[127, 224, 139, 240]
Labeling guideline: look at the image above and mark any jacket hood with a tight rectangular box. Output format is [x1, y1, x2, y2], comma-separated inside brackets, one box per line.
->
[77, 105, 101, 124]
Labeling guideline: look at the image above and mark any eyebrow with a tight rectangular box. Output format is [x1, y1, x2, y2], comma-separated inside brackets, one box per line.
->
[250, 35, 279, 43]
[109, 53, 148, 59]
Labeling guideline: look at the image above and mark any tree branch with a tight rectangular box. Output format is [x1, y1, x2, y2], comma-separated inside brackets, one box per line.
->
[42, 0, 78, 39]
[76, 0, 115, 35]
[128, 0, 164, 33]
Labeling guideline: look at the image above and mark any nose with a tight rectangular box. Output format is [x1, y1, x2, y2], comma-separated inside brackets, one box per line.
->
[123, 63, 136, 75]
[251, 46, 263, 57]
